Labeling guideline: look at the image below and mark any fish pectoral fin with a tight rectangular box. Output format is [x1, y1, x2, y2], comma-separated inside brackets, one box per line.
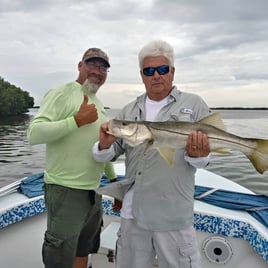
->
[212, 148, 232, 155]
[157, 148, 176, 167]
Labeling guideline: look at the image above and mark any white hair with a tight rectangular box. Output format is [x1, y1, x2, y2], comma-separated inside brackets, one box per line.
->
[138, 40, 174, 69]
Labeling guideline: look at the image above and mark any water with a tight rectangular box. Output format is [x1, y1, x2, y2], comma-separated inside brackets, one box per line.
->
[1, 109, 268, 195]
[205, 109, 268, 195]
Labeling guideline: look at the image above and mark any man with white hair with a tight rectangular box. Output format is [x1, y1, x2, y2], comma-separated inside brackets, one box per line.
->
[93, 40, 212, 268]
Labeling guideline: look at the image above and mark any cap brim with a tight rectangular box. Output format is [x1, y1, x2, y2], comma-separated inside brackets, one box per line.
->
[84, 57, 110, 67]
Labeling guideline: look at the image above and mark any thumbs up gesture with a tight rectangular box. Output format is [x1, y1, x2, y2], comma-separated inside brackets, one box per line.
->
[74, 95, 98, 127]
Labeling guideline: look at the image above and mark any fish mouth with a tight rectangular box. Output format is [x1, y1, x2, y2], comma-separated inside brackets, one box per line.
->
[108, 120, 138, 137]
[107, 126, 121, 136]
[107, 121, 124, 136]
[106, 121, 115, 135]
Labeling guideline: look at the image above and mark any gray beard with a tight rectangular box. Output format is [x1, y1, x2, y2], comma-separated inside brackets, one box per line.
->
[82, 79, 100, 94]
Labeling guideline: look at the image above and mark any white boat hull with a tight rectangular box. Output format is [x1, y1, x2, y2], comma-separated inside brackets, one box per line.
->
[0, 164, 267, 268]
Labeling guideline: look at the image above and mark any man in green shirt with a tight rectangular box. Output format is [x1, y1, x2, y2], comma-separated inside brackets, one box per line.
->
[27, 48, 118, 268]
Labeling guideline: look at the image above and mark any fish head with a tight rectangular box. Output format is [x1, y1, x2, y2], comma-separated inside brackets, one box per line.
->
[108, 119, 138, 137]
[107, 119, 152, 146]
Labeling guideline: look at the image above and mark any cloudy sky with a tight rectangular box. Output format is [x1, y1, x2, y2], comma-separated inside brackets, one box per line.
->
[0, 0, 267, 108]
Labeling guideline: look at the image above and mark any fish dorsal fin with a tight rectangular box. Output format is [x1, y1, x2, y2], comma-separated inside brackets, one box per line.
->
[157, 148, 176, 167]
[199, 112, 226, 131]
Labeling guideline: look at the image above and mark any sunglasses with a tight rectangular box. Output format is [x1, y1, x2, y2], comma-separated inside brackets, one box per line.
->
[84, 60, 109, 73]
[142, 65, 170, 76]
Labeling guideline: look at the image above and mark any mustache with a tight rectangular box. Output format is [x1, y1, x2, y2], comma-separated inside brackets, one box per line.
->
[88, 73, 102, 81]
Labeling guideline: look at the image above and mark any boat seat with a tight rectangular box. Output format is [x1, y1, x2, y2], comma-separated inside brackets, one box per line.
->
[91, 221, 119, 267]
[100, 221, 120, 251]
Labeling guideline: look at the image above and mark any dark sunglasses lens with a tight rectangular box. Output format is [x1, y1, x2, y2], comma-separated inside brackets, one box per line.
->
[143, 67, 155, 76]
[157, 65, 169, 75]
[143, 65, 170, 76]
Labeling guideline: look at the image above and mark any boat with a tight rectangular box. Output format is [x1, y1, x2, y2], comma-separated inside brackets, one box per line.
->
[0, 162, 267, 268]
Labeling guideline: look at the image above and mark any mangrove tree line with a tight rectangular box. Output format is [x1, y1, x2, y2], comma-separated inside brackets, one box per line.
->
[0, 76, 34, 116]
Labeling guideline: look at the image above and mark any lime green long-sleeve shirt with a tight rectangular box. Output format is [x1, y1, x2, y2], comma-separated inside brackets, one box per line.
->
[27, 81, 116, 189]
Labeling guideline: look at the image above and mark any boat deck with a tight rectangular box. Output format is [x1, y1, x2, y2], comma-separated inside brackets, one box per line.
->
[0, 165, 267, 267]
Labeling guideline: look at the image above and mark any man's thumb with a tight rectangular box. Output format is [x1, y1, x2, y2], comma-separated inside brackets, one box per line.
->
[82, 95, 88, 105]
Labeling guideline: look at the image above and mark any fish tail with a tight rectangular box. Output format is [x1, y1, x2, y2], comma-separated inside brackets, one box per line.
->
[247, 139, 268, 174]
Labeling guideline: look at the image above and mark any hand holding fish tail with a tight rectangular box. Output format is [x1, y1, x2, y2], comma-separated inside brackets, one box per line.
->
[186, 131, 210, 157]
[98, 121, 117, 150]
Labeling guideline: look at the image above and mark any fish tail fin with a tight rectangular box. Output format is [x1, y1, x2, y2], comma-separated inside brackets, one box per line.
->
[247, 139, 268, 174]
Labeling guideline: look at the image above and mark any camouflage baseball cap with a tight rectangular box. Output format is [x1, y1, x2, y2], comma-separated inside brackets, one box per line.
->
[82, 48, 110, 67]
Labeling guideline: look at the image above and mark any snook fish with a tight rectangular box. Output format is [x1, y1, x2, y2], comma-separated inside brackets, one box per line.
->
[107, 113, 268, 174]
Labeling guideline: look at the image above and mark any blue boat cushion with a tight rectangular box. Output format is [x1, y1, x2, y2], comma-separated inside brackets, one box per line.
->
[17, 173, 268, 228]
[194, 185, 268, 228]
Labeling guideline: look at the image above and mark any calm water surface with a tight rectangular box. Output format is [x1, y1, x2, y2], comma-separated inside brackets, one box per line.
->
[1, 109, 268, 195]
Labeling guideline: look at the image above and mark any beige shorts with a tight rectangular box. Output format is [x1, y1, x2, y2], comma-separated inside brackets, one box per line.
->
[115, 218, 202, 268]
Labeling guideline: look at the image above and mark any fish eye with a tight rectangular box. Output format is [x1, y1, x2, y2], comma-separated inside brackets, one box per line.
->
[148, 139, 154, 145]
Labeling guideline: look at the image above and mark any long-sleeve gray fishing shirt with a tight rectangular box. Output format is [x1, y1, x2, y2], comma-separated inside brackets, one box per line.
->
[96, 86, 211, 231]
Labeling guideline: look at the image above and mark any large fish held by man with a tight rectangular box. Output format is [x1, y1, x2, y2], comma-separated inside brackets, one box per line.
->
[106, 112, 268, 174]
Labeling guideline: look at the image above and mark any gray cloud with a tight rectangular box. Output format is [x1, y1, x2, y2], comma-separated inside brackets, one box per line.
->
[0, 0, 267, 108]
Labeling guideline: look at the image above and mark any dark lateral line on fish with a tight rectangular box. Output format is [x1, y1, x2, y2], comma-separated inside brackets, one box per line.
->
[149, 126, 257, 150]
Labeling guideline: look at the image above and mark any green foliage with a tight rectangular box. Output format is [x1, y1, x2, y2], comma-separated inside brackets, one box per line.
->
[0, 76, 34, 115]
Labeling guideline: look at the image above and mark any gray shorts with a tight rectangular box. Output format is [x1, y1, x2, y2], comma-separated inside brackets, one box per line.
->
[42, 184, 103, 268]
[116, 218, 202, 268]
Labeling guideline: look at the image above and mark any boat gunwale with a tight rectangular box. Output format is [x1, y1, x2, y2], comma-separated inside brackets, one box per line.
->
[0, 191, 267, 263]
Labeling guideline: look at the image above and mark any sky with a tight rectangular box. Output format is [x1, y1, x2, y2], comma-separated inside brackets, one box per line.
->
[0, 0, 268, 108]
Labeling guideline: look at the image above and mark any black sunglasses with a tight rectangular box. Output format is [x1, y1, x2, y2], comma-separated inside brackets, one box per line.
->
[142, 65, 170, 76]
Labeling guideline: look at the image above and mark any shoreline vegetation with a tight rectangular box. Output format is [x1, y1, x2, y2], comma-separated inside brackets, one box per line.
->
[106, 107, 268, 110]
[0, 76, 268, 114]
[32, 106, 268, 110]
[1, 106, 267, 117]
[0, 77, 34, 116]
[1, 76, 268, 115]
[210, 107, 268, 110]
